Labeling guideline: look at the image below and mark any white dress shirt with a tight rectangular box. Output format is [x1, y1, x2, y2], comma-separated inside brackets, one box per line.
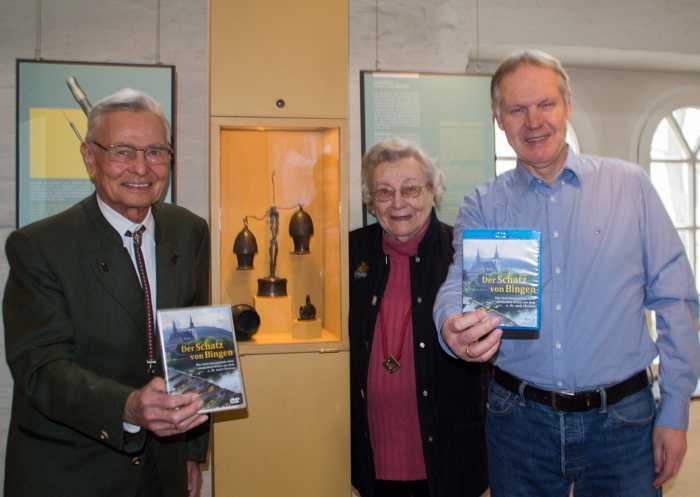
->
[96, 195, 158, 433]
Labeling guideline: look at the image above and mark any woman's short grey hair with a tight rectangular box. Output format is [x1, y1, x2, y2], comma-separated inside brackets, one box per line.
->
[85, 88, 171, 142]
[491, 49, 572, 118]
[361, 138, 445, 215]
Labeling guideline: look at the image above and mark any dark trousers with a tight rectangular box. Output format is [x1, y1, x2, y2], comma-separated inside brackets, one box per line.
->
[375, 480, 430, 497]
[138, 441, 164, 497]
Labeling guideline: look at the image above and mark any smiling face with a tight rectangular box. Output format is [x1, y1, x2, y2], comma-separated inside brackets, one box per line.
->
[371, 157, 434, 242]
[495, 63, 572, 184]
[81, 110, 170, 223]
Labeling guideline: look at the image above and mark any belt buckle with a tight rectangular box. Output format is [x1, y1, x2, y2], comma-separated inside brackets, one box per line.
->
[551, 390, 575, 411]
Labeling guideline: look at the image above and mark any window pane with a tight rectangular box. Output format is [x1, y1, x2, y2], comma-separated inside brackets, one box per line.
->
[566, 126, 580, 153]
[650, 162, 692, 227]
[696, 166, 700, 226]
[496, 159, 517, 176]
[651, 117, 688, 160]
[495, 125, 515, 158]
[694, 233, 700, 292]
[673, 107, 700, 154]
[678, 229, 692, 265]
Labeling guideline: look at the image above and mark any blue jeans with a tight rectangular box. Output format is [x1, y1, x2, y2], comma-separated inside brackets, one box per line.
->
[486, 378, 659, 497]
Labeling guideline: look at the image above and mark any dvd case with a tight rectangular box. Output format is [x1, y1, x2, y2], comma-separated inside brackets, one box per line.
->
[157, 305, 246, 413]
[462, 229, 541, 332]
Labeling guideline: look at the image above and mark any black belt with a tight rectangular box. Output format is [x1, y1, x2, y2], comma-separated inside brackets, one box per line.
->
[493, 367, 649, 412]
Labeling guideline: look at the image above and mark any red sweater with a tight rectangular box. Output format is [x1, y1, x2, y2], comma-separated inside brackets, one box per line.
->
[367, 224, 428, 481]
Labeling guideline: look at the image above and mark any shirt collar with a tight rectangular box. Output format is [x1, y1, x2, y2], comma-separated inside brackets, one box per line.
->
[96, 194, 155, 240]
[511, 146, 582, 195]
[561, 148, 583, 187]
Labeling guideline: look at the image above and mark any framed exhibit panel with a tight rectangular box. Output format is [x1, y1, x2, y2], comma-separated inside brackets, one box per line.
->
[15, 60, 175, 227]
[210, 116, 349, 355]
[361, 71, 495, 226]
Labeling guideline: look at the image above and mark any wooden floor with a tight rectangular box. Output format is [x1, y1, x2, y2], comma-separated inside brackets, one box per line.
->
[665, 399, 700, 497]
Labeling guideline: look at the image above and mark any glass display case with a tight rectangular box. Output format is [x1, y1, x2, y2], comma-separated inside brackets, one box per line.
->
[210, 117, 348, 354]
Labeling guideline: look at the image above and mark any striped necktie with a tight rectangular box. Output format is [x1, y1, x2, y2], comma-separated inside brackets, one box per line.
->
[126, 226, 157, 375]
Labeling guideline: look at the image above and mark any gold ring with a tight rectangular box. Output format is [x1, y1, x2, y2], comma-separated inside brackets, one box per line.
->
[465, 343, 472, 358]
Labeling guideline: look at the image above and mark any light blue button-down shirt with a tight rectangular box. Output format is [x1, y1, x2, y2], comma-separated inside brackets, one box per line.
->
[434, 150, 700, 430]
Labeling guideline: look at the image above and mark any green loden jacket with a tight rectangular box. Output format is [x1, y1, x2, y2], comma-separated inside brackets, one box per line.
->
[3, 194, 210, 497]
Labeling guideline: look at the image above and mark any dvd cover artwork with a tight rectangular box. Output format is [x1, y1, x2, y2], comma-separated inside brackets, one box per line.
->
[157, 305, 246, 413]
[462, 230, 541, 331]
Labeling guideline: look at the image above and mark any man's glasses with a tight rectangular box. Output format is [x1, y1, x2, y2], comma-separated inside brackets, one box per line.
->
[371, 184, 430, 203]
[89, 141, 173, 165]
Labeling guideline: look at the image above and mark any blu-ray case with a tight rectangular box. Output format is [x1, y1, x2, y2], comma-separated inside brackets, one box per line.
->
[462, 229, 541, 332]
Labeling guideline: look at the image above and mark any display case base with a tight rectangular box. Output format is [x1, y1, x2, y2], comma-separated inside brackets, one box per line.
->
[292, 318, 322, 340]
[254, 295, 291, 335]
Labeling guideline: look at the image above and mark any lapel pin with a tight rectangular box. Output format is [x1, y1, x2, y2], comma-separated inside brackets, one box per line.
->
[98, 260, 109, 272]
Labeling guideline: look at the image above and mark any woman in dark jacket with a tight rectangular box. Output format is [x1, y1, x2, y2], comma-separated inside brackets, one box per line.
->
[350, 138, 489, 497]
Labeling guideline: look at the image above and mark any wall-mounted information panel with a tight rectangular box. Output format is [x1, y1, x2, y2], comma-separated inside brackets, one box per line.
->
[361, 71, 495, 226]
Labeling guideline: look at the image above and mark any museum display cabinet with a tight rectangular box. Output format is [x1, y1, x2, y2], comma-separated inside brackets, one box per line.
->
[209, 0, 349, 493]
[209, 116, 350, 497]
[210, 117, 349, 355]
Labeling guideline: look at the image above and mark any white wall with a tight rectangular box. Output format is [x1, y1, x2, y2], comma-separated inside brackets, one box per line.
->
[567, 66, 700, 166]
[0, 0, 209, 494]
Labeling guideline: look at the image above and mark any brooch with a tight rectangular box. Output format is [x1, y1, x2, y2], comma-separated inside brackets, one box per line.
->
[353, 261, 369, 280]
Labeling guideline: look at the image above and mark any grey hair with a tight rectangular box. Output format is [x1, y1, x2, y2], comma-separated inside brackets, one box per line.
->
[361, 138, 445, 215]
[491, 49, 572, 118]
[85, 88, 171, 142]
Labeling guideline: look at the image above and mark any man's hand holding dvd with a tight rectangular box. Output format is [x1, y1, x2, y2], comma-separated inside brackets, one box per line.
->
[157, 305, 247, 414]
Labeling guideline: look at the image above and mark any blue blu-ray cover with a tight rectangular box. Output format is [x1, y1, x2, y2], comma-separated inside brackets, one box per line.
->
[462, 229, 541, 331]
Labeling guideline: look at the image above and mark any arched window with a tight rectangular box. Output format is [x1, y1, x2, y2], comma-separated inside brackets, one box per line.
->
[495, 123, 580, 176]
[648, 107, 700, 289]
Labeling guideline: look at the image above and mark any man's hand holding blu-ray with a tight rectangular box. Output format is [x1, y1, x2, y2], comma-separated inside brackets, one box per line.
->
[441, 309, 502, 362]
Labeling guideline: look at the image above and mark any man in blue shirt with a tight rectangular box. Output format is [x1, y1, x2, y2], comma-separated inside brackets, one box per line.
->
[433, 50, 700, 497]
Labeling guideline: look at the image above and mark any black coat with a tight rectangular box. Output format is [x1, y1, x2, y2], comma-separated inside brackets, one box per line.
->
[349, 211, 489, 497]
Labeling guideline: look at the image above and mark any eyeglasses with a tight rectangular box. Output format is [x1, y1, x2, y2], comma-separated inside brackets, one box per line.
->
[371, 184, 430, 203]
[89, 141, 173, 165]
